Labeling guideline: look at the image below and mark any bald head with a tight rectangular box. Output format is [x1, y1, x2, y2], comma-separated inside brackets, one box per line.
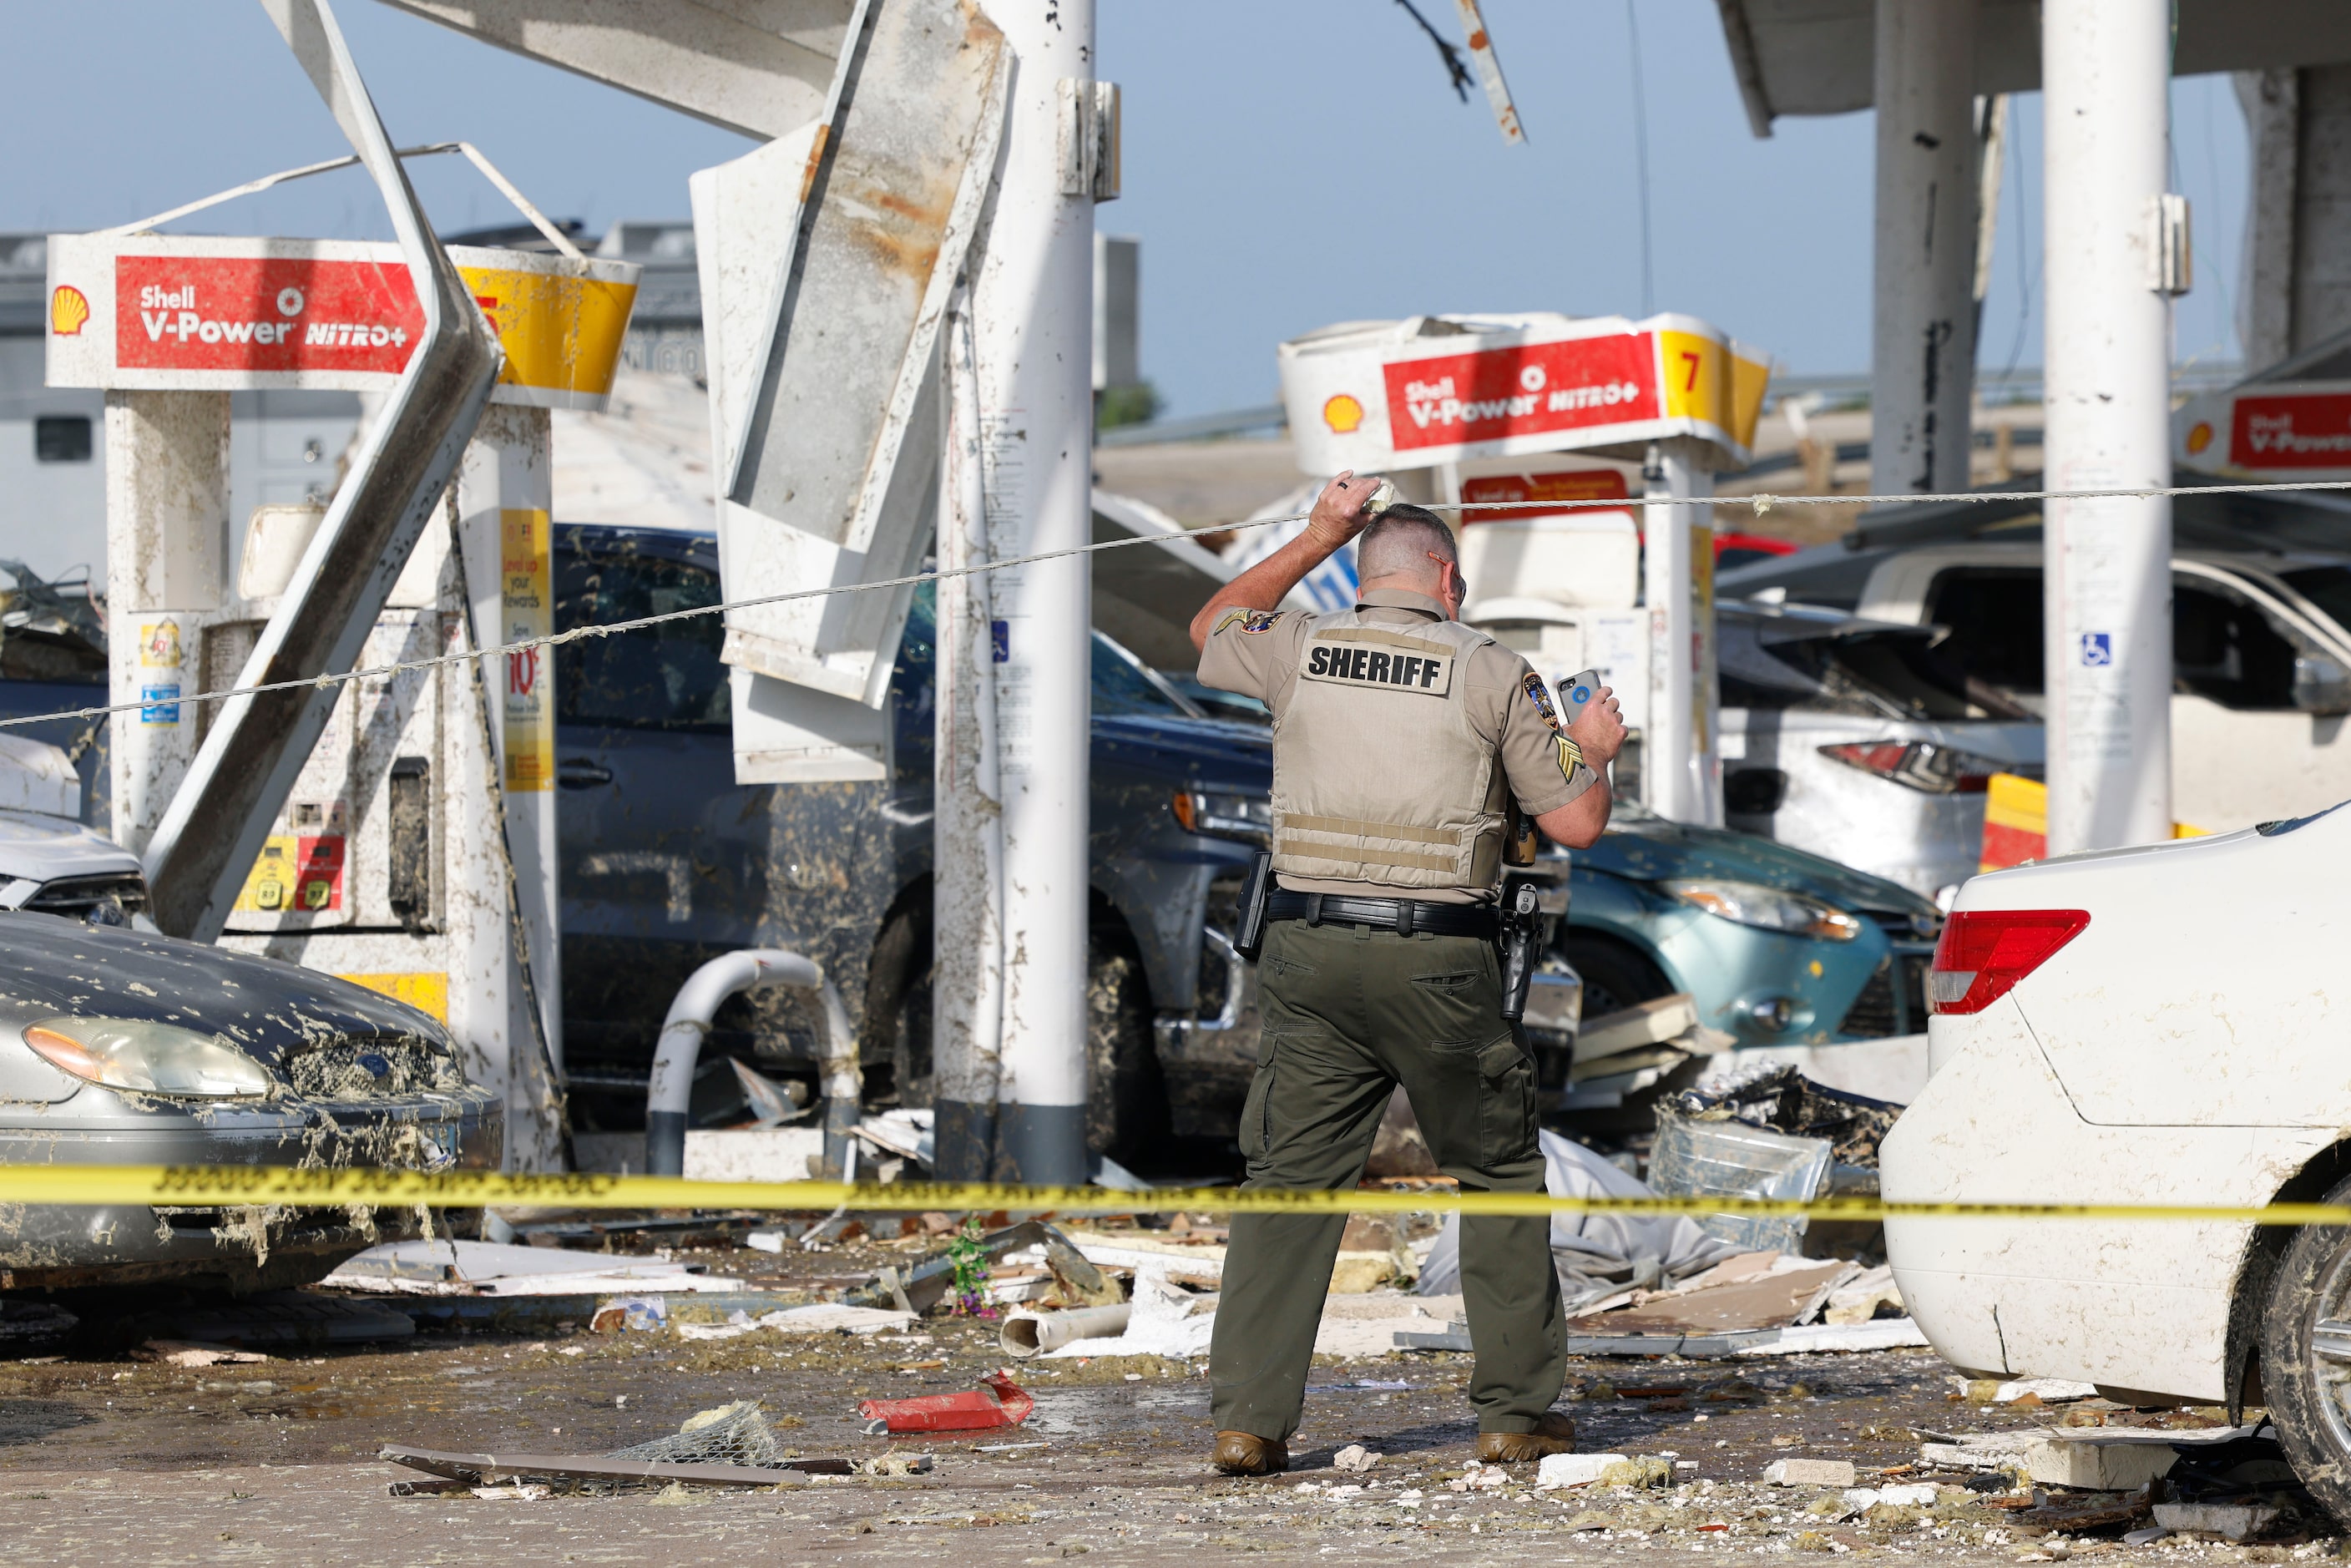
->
[1356, 504, 1458, 590]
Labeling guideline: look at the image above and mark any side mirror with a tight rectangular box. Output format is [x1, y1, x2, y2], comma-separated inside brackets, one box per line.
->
[2293, 655, 2351, 716]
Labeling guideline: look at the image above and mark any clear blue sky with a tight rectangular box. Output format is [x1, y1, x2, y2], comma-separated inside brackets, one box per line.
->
[3, 0, 2248, 418]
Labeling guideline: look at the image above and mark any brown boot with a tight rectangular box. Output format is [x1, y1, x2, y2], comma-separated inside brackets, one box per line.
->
[1474, 1411, 1577, 1464]
[1211, 1431, 1289, 1476]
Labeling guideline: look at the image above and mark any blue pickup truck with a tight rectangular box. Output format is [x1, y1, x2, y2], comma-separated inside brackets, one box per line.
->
[551, 523, 1274, 1163]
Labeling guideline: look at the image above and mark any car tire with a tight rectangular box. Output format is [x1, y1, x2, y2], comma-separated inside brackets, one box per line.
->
[864, 908, 933, 1110]
[2262, 1175, 2351, 1523]
[1086, 933, 1169, 1167]
[1562, 933, 1672, 1019]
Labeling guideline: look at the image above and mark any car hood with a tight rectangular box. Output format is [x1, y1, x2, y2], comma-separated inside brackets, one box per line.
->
[0, 913, 453, 1063]
[0, 809, 142, 884]
[1092, 713, 1273, 795]
[1575, 812, 1940, 919]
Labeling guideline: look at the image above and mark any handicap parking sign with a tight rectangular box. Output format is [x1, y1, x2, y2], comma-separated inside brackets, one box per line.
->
[2080, 632, 2113, 667]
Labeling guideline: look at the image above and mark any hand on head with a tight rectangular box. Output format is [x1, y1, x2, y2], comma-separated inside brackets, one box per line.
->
[1307, 471, 1381, 549]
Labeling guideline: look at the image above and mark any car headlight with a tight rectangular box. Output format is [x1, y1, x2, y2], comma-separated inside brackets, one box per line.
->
[1170, 789, 1272, 845]
[1662, 879, 1863, 942]
[22, 1018, 275, 1098]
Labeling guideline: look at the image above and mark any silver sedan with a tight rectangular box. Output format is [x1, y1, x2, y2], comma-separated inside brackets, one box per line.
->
[0, 912, 501, 1291]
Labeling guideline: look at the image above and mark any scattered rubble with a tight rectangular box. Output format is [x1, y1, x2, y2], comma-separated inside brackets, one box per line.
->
[6, 1205, 2343, 1561]
[1765, 1457, 1858, 1486]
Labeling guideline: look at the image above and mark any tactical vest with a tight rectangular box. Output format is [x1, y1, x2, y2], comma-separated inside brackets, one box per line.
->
[1271, 611, 1508, 893]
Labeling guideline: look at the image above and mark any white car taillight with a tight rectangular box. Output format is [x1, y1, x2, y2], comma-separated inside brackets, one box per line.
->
[1928, 909, 2091, 1015]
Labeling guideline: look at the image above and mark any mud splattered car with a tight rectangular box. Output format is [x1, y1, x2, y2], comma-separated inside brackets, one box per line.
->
[0, 913, 501, 1291]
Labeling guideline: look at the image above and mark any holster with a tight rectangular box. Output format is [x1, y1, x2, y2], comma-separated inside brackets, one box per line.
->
[1233, 848, 1274, 963]
[1497, 875, 1541, 1023]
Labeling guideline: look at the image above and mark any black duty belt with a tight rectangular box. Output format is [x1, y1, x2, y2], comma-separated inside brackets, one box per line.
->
[1265, 891, 1499, 940]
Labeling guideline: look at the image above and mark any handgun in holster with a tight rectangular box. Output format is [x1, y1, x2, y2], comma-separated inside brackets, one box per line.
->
[1233, 848, 1274, 963]
[1498, 804, 1546, 1024]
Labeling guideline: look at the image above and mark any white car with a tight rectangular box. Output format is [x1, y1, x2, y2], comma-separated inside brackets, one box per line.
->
[1721, 483, 2351, 839]
[1716, 598, 2044, 903]
[1882, 800, 2351, 1517]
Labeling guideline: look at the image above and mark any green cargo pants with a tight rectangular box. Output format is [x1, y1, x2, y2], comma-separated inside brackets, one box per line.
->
[1208, 916, 1563, 1441]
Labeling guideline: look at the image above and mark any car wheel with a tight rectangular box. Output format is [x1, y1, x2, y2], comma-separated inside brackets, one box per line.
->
[1086, 933, 1169, 1167]
[863, 909, 933, 1109]
[2263, 1176, 2351, 1523]
[1562, 933, 1672, 1019]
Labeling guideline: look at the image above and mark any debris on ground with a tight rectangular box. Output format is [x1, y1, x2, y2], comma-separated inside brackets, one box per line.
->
[844, 1220, 1117, 1313]
[590, 1297, 669, 1334]
[1536, 1451, 1629, 1488]
[1418, 1129, 1736, 1307]
[1560, 994, 1727, 1118]
[2152, 1500, 2285, 1541]
[1825, 1264, 1906, 1325]
[1671, 1058, 1905, 1168]
[321, 1240, 742, 1297]
[1413, 1130, 1925, 1357]
[674, 1304, 917, 1341]
[1043, 1272, 1212, 1359]
[12, 1201, 2334, 1558]
[1975, 1376, 2100, 1405]
[1764, 1457, 1858, 1486]
[1001, 1304, 1130, 1358]
[1569, 1252, 1855, 1337]
[383, 1400, 885, 1494]
[1647, 1111, 1833, 1256]
[1447, 1460, 1510, 1491]
[857, 1370, 1034, 1434]
[131, 1339, 270, 1368]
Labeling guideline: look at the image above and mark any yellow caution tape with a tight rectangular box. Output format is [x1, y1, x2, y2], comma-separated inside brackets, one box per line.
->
[8, 1165, 2351, 1227]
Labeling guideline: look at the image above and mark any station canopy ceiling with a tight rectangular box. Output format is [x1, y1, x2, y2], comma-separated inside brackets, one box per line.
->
[1715, 0, 2351, 135]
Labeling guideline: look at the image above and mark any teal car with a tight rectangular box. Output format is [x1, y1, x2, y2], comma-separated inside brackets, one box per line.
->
[1555, 800, 1943, 1046]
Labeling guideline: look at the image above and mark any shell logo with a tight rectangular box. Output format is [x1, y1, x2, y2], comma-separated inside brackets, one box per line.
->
[2186, 420, 2215, 455]
[1322, 392, 1365, 434]
[49, 286, 89, 337]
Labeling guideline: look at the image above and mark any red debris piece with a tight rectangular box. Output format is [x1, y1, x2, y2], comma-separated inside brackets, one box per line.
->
[857, 1370, 1035, 1434]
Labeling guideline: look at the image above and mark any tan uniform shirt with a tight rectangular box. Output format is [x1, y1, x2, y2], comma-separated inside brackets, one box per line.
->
[1199, 588, 1597, 904]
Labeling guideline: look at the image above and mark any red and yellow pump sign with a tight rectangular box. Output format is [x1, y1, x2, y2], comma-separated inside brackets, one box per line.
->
[1281, 311, 1770, 475]
[43, 234, 638, 412]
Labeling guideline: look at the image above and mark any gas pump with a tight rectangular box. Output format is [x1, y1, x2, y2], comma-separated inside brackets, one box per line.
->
[1277, 311, 1770, 825]
[45, 163, 638, 1169]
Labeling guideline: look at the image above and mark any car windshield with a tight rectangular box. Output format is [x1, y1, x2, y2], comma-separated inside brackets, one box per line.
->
[553, 531, 730, 731]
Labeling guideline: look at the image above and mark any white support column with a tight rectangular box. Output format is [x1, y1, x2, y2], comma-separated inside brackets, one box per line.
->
[1641, 439, 1720, 826]
[972, 0, 1095, 1183]
[453, 403, 566, 1170]
[932, 301, 1007, 1181]
[105, 390, 228, 858]
[1870, 0, 1979, 497]
[2041, 0, 2174, 854]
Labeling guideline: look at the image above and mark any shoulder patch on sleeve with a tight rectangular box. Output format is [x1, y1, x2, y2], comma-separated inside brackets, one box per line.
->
[1522, 670, 1562, 731]
[1213, 608, 1287, 636]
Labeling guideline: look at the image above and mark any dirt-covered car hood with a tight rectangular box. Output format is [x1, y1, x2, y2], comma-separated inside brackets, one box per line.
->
[0, 912, 452, 1067]
[1575, 811, 1942, 922]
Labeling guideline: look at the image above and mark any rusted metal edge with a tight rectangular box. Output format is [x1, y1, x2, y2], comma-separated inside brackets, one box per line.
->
[380, 1443, 857, 1486]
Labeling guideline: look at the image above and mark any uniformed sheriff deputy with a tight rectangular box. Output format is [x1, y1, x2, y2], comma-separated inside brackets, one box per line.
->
[1186, 471, 1627, 1477]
